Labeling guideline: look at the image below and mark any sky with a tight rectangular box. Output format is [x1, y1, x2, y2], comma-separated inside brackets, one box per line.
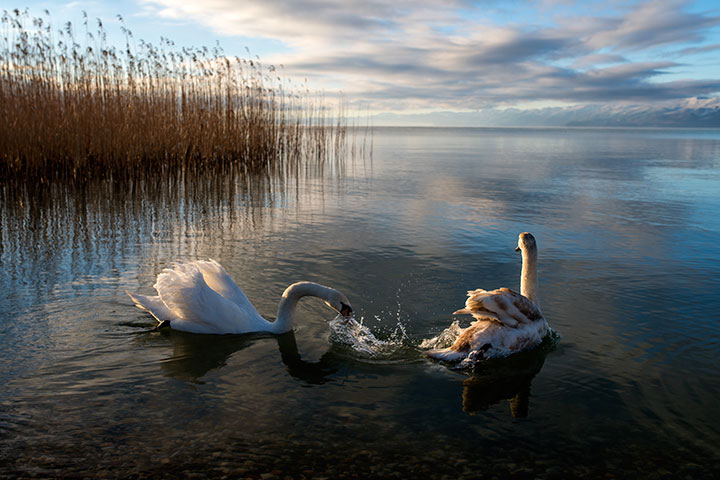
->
[7, 0, 720, 126]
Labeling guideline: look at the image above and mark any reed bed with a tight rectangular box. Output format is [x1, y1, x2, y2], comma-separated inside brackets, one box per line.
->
[0, 9, 363, 184]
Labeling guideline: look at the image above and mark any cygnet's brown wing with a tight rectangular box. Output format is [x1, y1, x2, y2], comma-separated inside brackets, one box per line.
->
[453, 288, 543, 328]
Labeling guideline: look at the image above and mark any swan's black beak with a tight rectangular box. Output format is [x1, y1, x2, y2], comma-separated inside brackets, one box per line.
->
[515, 246, 521, 252]
[340, 302, 353, 317]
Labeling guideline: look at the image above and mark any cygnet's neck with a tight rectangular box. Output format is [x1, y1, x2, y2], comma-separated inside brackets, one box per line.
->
[520, 245, 539, 306]
[271, 282, 337, 334]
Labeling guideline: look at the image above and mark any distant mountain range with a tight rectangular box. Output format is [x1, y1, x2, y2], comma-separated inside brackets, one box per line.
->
[371, 97, 720, 128]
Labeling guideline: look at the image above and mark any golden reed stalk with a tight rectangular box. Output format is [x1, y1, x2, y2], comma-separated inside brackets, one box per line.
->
[0, 9, 358, 183]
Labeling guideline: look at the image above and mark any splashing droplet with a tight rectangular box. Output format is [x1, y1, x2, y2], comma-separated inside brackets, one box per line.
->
[328, 316, 408, 360]
[419, 320, 464, 350]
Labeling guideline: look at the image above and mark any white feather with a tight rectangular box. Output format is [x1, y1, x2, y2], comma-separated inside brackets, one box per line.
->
[127, 260, 352, 335]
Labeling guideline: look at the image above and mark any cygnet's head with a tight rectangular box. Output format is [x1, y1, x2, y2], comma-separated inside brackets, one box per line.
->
[324, 291, 353, 318]
[515, 232, 537, 253]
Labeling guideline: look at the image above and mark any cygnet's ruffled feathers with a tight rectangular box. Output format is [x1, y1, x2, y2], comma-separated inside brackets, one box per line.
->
[454, 287, 543, 328]
[425, 232, 549, 366]
[424, 318, 548, 366]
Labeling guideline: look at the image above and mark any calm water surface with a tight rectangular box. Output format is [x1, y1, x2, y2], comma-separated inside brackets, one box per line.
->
[2, 127, 720, 478]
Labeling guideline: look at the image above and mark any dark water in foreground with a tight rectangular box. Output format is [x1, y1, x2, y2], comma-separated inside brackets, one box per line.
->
[1, 127, 720, 478]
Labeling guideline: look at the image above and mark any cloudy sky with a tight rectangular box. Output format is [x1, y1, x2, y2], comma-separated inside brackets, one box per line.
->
[12, 0, 720, 125]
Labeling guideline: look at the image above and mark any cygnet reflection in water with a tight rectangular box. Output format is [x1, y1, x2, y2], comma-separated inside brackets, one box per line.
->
[459, 333, 557, 417]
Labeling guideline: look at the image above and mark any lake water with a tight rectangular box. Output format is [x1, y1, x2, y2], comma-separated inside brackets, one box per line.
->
[1, 127, 719, 478]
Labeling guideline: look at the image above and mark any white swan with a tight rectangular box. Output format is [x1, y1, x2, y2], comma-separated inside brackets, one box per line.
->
[127, 259, 353, 334]
[425, 232, 549, 365]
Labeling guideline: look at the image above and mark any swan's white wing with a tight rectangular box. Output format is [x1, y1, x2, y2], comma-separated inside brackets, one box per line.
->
[454, 288, 543, 327]
[154, 263, 264, 334]
[192, 259, 258, 313]
[126, 291, 178, 323]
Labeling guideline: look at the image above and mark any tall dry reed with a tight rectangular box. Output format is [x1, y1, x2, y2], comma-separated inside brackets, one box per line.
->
[0, 9, 360, 184]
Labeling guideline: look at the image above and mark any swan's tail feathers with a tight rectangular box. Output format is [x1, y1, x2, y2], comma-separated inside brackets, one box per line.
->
[453, 308, 473, 316]
[126, 290, 151, 312]
[126, 291, 176, 324]
[424, 347, 467, 363]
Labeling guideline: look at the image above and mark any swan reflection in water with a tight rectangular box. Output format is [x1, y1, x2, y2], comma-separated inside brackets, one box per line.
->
[459, 333, 556, 418]
[155, 329, 338, 384]
[144, 319, 556, 416]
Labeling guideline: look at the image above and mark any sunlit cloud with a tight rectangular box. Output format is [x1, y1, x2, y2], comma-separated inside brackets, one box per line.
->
[581, 0, 720, 51]
[24, 0, 720, 124]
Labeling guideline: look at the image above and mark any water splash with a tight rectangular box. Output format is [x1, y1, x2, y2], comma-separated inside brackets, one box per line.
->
[418, 320, 464, 350]
[328, 316, 410, 360]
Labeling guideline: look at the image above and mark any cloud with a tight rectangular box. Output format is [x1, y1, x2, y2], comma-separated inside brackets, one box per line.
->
[581, 0, 720, 51]
[139, 0, 462, 48]
[570, 54, 627, 69]
[675, 43, 720, 56]
[370, 97, 720, 127]
[139, 0, 720, 120]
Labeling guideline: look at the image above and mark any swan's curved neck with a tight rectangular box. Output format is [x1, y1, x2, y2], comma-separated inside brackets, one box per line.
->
[520, 246, 539, 306]
[271, 282, 338, 334]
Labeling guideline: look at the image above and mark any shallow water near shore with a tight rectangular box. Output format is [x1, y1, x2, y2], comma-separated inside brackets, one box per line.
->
[2, 127, 720, 478]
